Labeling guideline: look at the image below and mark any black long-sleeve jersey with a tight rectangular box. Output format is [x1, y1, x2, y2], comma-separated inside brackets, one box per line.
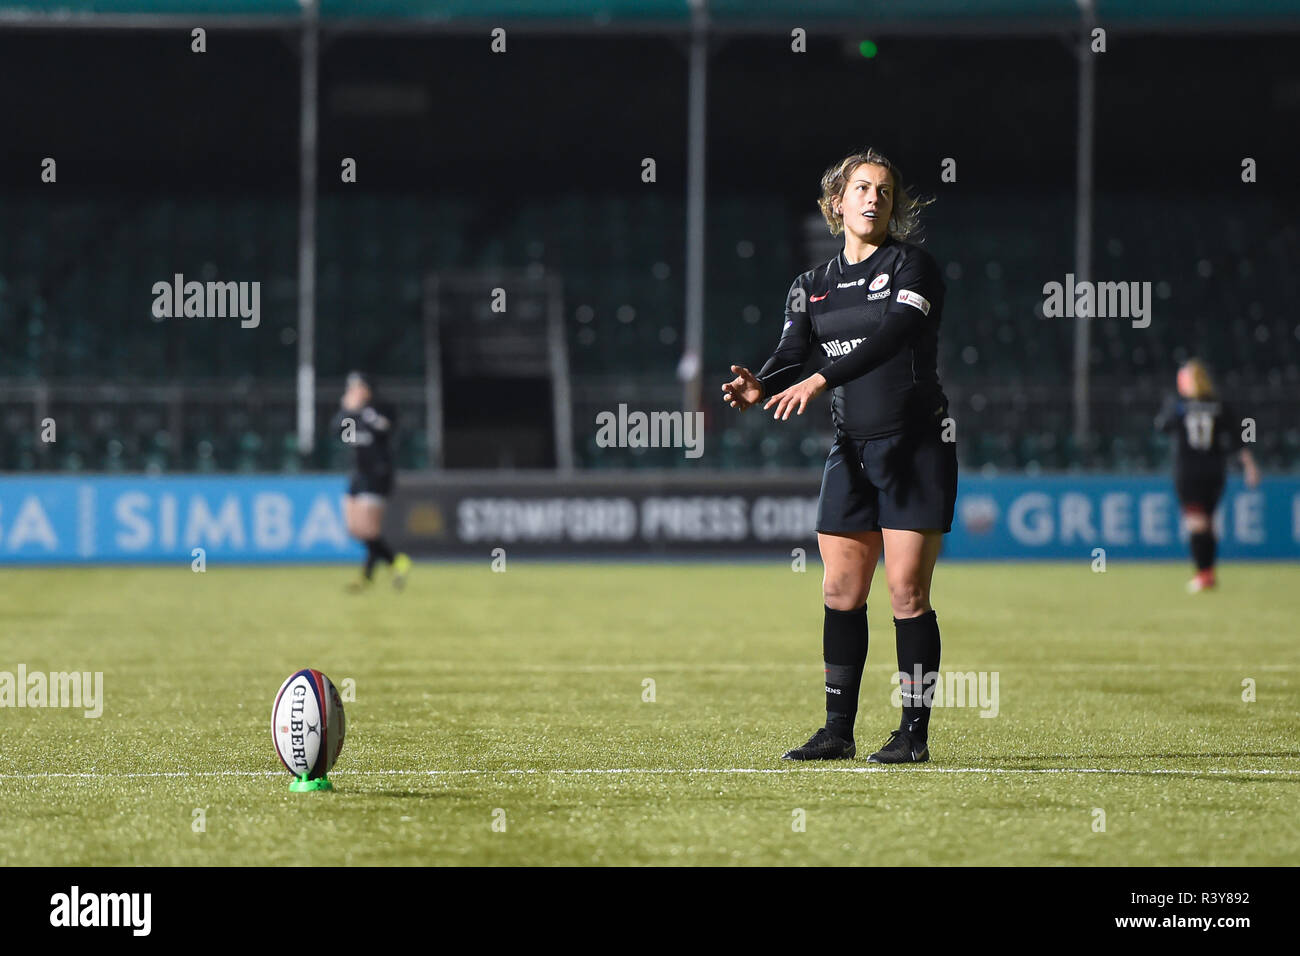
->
[756, 238, 948, 440]
[1155, 394, 1243, 480]
[332, 402, 397, 480]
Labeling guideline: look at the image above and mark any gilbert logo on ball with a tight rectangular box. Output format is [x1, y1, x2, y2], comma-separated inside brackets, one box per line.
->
[272, 669, 346, 791]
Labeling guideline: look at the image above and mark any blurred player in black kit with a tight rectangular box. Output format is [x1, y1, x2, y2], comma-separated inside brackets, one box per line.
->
[334, 371, 411, 591]
[1155, 359, 1259, 593]
[723, 149, 956, 764]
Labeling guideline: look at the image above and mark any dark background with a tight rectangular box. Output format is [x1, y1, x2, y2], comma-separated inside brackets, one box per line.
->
[1, 25, 1297, 471]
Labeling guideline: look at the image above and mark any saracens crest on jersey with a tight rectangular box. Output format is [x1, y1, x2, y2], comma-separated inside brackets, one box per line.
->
[756, 239, 947, 441]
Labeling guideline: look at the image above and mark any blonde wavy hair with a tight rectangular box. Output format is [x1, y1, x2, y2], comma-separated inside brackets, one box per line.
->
[817, 148, 933, 241]
[1178, 359, 1216, 400]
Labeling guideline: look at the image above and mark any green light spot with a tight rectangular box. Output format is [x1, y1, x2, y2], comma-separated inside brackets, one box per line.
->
[859, 40, 878, 59]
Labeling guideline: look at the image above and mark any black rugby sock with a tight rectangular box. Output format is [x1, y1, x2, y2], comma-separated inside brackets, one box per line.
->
[370, 536, 395, 564]
[895, 610, 941, 738]
[823, 604, 868, 741]
[364, 537, 396, 580]
[1189, 530, 1216, 571]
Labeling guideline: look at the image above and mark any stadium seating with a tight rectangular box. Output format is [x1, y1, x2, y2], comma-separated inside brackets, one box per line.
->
[1, 191, 1296, 472]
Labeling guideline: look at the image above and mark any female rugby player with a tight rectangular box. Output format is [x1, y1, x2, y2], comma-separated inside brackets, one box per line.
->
[722, 149, 954, 764]
[334, 371, 411, 592]
[1155, 359, 1259, 592]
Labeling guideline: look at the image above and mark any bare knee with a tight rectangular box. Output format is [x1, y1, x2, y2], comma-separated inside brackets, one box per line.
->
[888, 580, 930, 619]
[346, 501, 381, 539]
[823, 573, 868, 611]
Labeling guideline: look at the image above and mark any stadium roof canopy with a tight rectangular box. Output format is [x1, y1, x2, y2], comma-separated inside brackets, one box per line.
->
[4, 0, 1300, 30]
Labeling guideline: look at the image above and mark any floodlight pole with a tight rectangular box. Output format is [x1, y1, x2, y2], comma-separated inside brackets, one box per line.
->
[683, 0, 708, 416]
[548, 275, 576, 472]
[1072, 0, 1096, 448]
[422, 275, 445, 469]
[297, 0, 320, 458]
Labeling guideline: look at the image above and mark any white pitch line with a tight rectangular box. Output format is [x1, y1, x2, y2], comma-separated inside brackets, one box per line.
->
[0, 767, 1295, 781]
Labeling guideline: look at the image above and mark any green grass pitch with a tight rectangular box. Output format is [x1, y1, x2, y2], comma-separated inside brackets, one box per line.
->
[1, 560, 1296, 866]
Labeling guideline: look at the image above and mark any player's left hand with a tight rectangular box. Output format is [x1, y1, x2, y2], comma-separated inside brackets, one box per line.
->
[764, 373, 828, 421]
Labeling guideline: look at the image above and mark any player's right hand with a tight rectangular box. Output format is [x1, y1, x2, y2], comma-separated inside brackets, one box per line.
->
[722, 365, 764, 411]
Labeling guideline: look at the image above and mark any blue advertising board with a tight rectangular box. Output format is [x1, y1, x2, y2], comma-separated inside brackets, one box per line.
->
[945, 475, 1298, 560]
[0, 473, 1296, 562]
[0, 476, 361, 564]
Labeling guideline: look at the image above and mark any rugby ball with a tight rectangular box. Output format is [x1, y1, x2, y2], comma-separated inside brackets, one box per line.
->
[272, 669, 346, 780]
